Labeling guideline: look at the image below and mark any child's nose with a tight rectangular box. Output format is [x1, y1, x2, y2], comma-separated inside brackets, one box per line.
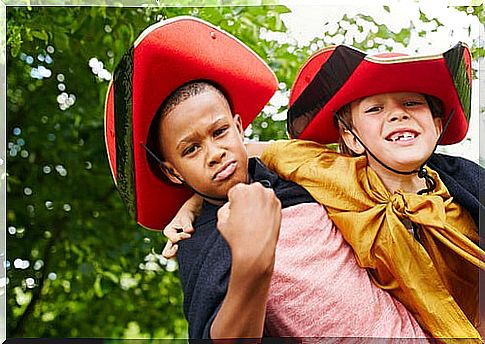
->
[208, 144, 226, 167]
[387, 107, 410, 122]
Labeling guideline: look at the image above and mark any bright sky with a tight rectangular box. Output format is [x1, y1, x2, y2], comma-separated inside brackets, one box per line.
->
[277, 0, 483, 164]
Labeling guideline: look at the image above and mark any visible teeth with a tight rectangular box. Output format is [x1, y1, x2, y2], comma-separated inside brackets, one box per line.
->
[390, 132, 416, 142]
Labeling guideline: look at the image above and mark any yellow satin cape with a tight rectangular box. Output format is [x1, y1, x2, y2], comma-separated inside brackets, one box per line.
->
[261, 140, 483, 340]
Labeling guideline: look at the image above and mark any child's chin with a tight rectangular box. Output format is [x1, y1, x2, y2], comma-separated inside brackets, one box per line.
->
[390, 159, 424, 172]
[215, 177, 247, 195]
[389, 150, 431, 167]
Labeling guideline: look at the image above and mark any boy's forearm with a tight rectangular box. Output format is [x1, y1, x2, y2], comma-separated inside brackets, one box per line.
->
[210, 255, 274, 340]
[184, 194, 203, 218]
[210, 183, 281, 340]
[245, 141, 270, 158]
[174, 194, 203, 225]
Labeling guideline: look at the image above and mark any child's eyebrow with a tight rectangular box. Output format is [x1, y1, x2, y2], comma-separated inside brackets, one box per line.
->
[208, 117, 229, 130]
[176, 134, 198, 151]
[175, 116, 229, 151]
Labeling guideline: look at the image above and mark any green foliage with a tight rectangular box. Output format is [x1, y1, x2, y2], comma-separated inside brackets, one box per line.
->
[454, 4, 484, 61]
[6, 5, 290, 339]
[6, 3, 481, 339]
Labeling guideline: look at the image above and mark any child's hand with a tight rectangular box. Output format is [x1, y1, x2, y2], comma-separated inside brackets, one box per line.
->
[162, 195, 202, 259]
[217, 182, 281, 271]
[162, 224, 194, 259]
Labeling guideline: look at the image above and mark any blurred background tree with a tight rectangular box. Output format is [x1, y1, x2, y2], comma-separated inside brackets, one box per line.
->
[5, 2, 482, 339]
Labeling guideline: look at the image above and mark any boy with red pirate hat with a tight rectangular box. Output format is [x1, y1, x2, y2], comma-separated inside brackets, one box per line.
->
[105, 16, 282, 338]
[260, 43, 484, 340]
[105, 17, 429, 340]
[104, 16, 278, 230]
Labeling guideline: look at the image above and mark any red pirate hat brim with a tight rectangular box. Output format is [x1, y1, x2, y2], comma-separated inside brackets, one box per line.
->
[104, 16, 277, 230]
[288, 43, 472, 145]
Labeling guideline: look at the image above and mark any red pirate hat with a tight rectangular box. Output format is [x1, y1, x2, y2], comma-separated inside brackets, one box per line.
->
[288, 43, 472, 145]
[104, 16, 277, 230]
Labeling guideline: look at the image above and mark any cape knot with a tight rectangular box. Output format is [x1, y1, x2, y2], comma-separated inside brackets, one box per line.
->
[390, 192, 407, 214]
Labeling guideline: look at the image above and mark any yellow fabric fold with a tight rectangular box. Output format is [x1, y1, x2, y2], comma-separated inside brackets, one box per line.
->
[261, 139, 483, 340]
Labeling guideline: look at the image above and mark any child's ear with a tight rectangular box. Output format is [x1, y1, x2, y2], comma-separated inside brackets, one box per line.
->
[160, 162, 184, 185]
[341, 129, 365, 155]
[233, 114, 244, 139]
[433, 116, 443, 136]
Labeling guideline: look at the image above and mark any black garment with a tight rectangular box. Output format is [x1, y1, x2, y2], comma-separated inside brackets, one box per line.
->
[177, 158, 315, 339]
[428, 153, 483, 227]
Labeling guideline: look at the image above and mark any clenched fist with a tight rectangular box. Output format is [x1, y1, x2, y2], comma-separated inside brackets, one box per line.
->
[217, 182, 282, 274]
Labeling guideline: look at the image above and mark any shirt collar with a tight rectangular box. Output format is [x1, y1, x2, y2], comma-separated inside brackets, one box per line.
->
[248, 157, 278, 188]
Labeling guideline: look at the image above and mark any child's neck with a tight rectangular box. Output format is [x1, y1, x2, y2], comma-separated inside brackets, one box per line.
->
[368, 160, 427, 194]
[206, 198, 227, 206]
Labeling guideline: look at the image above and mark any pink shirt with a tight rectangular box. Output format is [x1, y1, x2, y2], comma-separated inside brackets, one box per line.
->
[264, 203, 427, 340]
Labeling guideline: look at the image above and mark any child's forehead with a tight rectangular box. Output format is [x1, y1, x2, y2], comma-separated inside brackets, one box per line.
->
[157, 90, 234, 152]
[170, 93, 231, 121]
[171, 87, 230, 113]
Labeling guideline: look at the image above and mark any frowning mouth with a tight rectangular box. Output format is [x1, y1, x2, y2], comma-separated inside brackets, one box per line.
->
[213, 161, 237, 182]
[385, 129, 420, 143]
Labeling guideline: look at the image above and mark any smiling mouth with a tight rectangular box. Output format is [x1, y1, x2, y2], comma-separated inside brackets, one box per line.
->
[213, 161, 237, 182]
[385, 130, 419, 142]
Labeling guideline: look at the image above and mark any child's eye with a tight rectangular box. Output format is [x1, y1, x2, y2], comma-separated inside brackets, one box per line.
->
[404, 100, 424, 107]
[364, 106, 382, 113]
[213, 126, 228, 137]
[183, 144, 199, 156]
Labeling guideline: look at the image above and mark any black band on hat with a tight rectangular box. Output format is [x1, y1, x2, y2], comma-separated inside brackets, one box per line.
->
[443, 42, 471, 123]
[113, 46, 137, 219]
[288, 45, 366, 138]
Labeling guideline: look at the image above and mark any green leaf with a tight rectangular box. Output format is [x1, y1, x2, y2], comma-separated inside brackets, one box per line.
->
[31, 30, 48, 41]
[94, 275, 104, 298]
[53, 32, 70, 52]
